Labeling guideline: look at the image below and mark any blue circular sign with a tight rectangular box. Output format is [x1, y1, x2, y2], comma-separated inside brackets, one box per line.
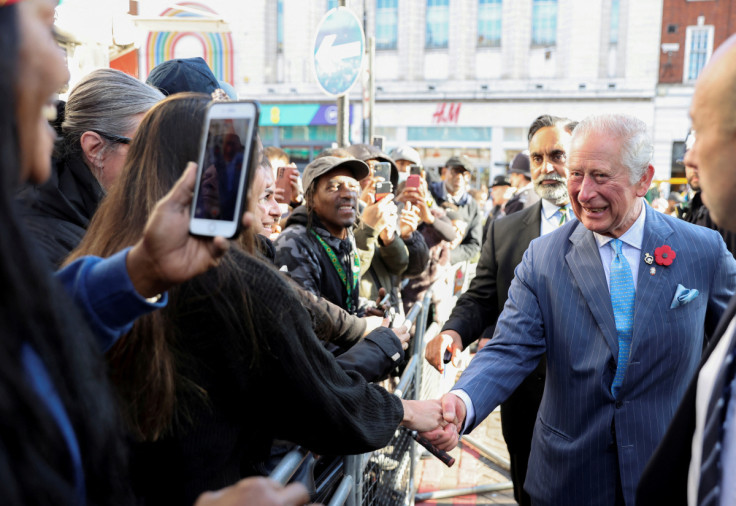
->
[313, 7, 365, 97]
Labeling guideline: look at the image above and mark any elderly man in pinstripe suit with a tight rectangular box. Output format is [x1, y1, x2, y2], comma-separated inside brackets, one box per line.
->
[422, 114, 736, 505]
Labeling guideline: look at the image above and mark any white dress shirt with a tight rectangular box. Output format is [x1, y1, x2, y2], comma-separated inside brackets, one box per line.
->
[540, 199, 575, 236]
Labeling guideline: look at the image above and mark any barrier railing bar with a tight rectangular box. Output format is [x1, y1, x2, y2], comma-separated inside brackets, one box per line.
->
[462, 434, 511, 471]
[414, 481, 514, 502]
[400, 301, 423, 330]
[326, 475, 354, 506]
[344, 454, 362, 506]
[268, 448, 308, 486]
[393, 355, 417, 399]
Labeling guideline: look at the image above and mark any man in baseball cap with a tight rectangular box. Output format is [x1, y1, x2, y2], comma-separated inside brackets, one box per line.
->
[390, 145, 423, 183]
[426, 154, 482, 265]
[274, 156, 369, 314]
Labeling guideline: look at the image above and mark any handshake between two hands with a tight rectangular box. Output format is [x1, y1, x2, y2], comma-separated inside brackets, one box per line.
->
[400, 393, 467, 452]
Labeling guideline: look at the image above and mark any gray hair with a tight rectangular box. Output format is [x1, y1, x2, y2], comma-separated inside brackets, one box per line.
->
[59, 68, 163, 157]
[527, 114, 576, 142]
[571, 114, 653, 184]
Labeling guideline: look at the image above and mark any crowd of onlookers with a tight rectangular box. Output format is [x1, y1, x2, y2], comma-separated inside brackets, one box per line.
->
[6, 2, 736, 506]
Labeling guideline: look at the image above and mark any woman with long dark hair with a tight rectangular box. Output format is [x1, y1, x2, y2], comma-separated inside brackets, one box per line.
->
[69, 93, 442, 505]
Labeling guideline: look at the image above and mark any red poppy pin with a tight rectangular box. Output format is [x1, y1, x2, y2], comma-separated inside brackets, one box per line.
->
[654, 245, 676, 266]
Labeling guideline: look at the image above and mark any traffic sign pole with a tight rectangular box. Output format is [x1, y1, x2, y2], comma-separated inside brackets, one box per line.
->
[337, 95, 349, 147]
[368, 35, 375, 146]
[337, 0, 348, 147]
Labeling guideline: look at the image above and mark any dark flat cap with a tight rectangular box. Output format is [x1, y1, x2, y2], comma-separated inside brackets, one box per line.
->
[146, 57, 219, 96]
[509, 152, 531, 178]
[491, 174, 511, 187]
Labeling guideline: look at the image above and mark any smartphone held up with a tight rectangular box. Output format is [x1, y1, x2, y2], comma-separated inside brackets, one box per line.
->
[190, 101, 260, 239]
[373, 161, 393, 201]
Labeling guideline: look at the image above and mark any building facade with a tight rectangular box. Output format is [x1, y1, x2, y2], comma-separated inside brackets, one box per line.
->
[235, 0, 663, 182]
[59, 0, 665, 184]
[653, 0, 736, 188]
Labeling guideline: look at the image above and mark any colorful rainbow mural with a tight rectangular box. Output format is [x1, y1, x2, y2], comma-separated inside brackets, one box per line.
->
[145, 2, 234, 84]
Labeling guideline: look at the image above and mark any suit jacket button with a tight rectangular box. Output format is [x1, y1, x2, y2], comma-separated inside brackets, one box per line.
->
[615, 401, 623, 409]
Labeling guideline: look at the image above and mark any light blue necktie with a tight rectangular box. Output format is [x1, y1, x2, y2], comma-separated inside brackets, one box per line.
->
[610, 238, 635, 398]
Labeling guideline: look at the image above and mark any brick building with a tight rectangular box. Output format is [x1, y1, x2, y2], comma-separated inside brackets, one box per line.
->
[653, 0, 736, 185]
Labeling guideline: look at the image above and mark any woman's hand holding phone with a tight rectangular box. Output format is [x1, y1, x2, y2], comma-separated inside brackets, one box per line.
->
[129, 162, 230, 298]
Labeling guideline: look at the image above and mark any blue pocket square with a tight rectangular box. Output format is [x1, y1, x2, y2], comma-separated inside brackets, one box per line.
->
[671, 284, 699, 309]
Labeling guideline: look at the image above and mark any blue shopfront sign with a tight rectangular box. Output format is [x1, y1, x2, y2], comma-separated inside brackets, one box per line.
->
[260, 104, 353, 127]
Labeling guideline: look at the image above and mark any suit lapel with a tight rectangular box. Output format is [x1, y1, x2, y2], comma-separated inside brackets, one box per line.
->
[521, 201, 543, 242]
[630, 206, 674, 357]
[567, 222, 618, 355]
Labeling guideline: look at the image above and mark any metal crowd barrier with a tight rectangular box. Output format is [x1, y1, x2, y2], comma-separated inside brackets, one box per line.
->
[270, 261, 481, 505]
[340, 261, 475, 506]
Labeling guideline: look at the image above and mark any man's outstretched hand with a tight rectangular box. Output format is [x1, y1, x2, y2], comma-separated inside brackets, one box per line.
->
[417, 393, 466, 452]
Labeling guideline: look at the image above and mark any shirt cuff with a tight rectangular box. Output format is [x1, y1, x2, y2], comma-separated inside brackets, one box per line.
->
[450, 388, 475, 434]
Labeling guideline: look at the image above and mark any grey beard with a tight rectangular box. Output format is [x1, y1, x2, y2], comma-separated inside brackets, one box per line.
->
[534, 179, 569, 206]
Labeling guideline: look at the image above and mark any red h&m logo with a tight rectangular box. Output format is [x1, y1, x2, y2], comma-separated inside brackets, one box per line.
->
[432, 103, 461, 124]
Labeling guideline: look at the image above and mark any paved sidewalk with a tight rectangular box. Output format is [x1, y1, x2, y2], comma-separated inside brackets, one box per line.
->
[415, 409, 516, 505]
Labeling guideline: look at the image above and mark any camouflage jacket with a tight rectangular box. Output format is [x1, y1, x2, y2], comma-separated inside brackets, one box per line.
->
[273, 206, 362, 315]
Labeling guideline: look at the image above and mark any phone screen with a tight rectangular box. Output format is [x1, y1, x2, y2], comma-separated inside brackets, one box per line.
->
[372, 135, 385, 151]
[275, 165, 295, 204]
[191, 102, 259, 238]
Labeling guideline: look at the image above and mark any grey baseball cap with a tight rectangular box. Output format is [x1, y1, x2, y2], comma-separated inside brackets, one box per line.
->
[302, 156, 370, 192]
[346, 143, 398, 187]
[390, 145, 422, 166]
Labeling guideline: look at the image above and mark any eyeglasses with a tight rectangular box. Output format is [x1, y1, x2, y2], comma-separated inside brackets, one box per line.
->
[676, 129, 695, 165]
[93, 130, 132, 145]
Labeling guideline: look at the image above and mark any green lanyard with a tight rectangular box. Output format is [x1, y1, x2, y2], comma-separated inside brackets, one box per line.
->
[310, 229, 360, 312]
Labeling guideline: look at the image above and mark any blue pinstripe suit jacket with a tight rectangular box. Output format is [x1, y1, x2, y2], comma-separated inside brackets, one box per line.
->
[453, 205, 736, 506]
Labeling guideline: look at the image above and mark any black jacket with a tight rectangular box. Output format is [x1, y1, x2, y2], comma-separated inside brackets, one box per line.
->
[16, 154, 104, 268]
[257, 235, 404, 382]
[274, 206, 362, 315]
[678, 191, 736, 258]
